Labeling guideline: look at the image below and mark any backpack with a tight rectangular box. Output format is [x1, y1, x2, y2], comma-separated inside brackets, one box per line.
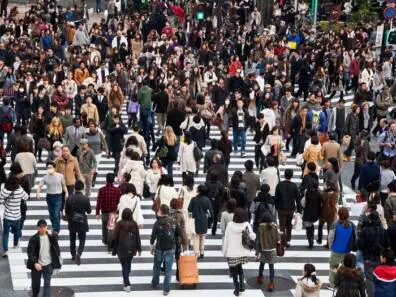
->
[156, 220, 176, 250]
[254, 201, 274, 227]
[311, 110, 321, 130]
[0, 108, 13, 133]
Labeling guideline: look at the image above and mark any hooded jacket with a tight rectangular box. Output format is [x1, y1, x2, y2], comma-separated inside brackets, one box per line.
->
[373, 264, 396, 297]
[112, 219, 141, 259]
[294, 277, 321, 297]
[222, 221, 256, 258]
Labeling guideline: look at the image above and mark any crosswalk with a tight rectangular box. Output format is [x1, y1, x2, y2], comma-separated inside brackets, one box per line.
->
[4, 94, 359, 297]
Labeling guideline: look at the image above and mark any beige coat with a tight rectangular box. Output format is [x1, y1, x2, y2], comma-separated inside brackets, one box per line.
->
[321, 141, 343, 169]
[303, 144, 323, 176]
[81, 103, 99, 125]
[55, 156, 82, 186]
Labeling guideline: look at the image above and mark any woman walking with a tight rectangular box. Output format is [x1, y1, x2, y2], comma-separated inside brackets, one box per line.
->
[323, 157, 342, 194]
[117, 184, 144, 228]
[29, 106, 47, 162]
[303, 134, 322, 176]
[177, 131, 196, 177]
[188, 184, 214, 258]
[293, 264, 321, 297]
[317, 184, 339, 247]
[223, 208, 256, 296]
[301, 179, 322, 249]
[153, 126, 178, 176]
[145, 158, 167, 200]
[111, 208, 142, 293]
[334, 253, 366, 297]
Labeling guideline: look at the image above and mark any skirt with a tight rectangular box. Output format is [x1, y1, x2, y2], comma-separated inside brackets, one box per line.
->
[260, 250, 277, 264]
[227, 257, 249, 267]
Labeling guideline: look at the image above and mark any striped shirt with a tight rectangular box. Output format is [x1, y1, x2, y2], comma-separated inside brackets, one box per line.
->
[0, 186, 29, 221]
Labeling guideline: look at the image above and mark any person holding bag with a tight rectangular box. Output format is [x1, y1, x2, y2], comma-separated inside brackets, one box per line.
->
[65, 181, 91, 265]
[117, 184, 144, 228]
[255, 213, 282, 292]
[111, 208, 142, 293]
[222, 208, 256, 296]
[152, 174, 177, 212]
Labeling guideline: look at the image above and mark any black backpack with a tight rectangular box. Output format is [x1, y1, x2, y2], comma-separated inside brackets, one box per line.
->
[118, 229, 139, 255]
[156, 221, 176, 251]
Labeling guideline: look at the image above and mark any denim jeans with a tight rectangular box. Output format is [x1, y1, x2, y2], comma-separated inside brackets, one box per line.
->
[2, 218, 20, 252]
[46, 194, 62, 233]
[140, 108, 151, 140]
[120, 255, 133, 286]
[163, 161, 174, 177]
[152, 249, 174, 293]
[31, 264, 53, 297]
[232, 128, 246, 153]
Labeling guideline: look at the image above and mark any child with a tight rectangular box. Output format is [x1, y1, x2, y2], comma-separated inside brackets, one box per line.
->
[293, 264, 321, 297]
[127, 96, 139, 128]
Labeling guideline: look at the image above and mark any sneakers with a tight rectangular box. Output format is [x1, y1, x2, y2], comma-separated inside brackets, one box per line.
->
[13, 243, 20, 249]
[267, 281, 275, 292]
[2, 251, 8, 258]
[256, 276, 264, 284]
[123, 285, 131, 293]
[240, 152, 245, 158]
[163, 291, 169, 296]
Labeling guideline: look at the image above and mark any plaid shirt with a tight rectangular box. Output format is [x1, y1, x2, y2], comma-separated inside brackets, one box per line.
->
[96, 183, 122, 215]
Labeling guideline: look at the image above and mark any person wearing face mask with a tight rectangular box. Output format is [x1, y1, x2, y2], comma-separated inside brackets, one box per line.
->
[36, 162, 69, 236]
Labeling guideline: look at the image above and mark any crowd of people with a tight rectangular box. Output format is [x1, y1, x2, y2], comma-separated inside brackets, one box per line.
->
[0, 0, 395, 297]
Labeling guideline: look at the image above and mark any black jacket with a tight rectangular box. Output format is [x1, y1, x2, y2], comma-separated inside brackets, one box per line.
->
[203, 149, 224, 173]
[275, 180, 299, 211]
[302, 189, 322, 223]
[230, 186, 248, 209]
[108, 123, 128, 152]
[65, 192, 92, 233]
[205, 180, 225, 208]
[152, 91, 169, 114]
[253, 121, 270, 144]
[188, 195, 214, 235]
[190, 125, 206, 149]
[211, 85, 228, 108]
[206, 163, 228, 186]
[334, 267, 366, 297]
[150, 216, 181, 251]
[357, 218, 389, 263]
[27, 232, 61, 270]
[166, 109, 185, 136]
[112, 220, 142, 259]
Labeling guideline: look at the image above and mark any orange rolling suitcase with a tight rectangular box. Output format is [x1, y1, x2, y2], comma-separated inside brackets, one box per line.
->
[178, 249, 199, 288]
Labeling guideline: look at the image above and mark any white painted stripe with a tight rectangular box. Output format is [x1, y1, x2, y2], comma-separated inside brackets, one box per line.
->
[74, 290, 264, 297]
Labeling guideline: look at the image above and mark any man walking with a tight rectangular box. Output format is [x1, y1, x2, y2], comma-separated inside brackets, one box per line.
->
[275, 169, 299, 247]
[108, 114, 128, 174]
[96, 173, 122, 248]
[26, 219, 62, 297]
[64, 117, 85, 156]
[77, 138, 97, 197]
[65, 181, 91, 265]
[150, 204, 181, 296]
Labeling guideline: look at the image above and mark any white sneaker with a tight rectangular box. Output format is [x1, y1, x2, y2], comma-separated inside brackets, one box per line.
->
[13, 243, 20, 249]
[123, 286, 131, 292]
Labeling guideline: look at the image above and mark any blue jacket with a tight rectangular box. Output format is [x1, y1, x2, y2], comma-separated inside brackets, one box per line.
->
[287, 34, 301, 47]
[358, 162, 380, 191]
[373, 264, 396, 297]
[40, 35, 53, 51]
[306, 110, 327, 133]
[331, 222, 353, 254]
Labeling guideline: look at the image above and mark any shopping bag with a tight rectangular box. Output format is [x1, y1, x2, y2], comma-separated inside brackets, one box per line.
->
[292, 213, 302, 231]
[296, 153, 304, 166]
[261, 145, 270, 156]
[179, 251, 199, 286]
[107, 212, 117, 230]
[185, 216, 196, 240]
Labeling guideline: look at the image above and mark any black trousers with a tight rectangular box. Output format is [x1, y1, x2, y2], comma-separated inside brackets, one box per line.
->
[31, 264, 53, 297]
[278, 210, 294, 244]
[254, 144, 266, 171]
[70, 230, 87, 256]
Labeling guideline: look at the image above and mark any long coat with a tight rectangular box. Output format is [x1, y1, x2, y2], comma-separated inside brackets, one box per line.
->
[334, 267, 366, 297]
[188, 195, 214, 235]
[302, 189, 322, 223]
[303, 144, 322, 176]
[65, 192, 92, 233]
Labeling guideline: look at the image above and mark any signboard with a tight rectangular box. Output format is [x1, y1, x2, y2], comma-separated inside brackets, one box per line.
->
[384, 7, 396, 19]
[376, 24, 385, 48]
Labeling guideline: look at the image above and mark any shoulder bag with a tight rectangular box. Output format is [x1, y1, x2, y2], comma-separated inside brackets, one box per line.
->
[152, 186, 162, 212]
[178, 188, 185, 208]
[241, 225, 254, 250]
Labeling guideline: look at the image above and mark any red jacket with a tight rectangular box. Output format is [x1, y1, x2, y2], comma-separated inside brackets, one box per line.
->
[350, 59, 360, 77]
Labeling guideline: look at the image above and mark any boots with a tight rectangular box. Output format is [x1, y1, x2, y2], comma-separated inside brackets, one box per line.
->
[306, 226, 314, 249]
[238, 267, 245, 292]
[267, 281, 275, 292]
[231, 267, 239, 296]
[92, 172, 97, 188]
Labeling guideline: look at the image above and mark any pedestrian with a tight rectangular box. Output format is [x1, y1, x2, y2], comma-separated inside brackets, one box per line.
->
[222, 208, 256, 296]
[220, 199, 237, 236]
[36, 162, 68, 236]
[334, 253, 366, 297]
[230, 99, 249, 157]
[205, 171, 224, 235]
[260, 156, 280, 197]
[301, 179, 322, 249]
[77, 138, 97, 197]
[344, 104, 360, 162]
[303, 134, 322, 177]
[153, 174, 177, 209]
[379, 159, 396, 206]
[145, 158, 168, 200]
[14, 141, 37, 190]
[0, 175, 28, 257]
[63, 117, 85, 156]
[188, 184, 214, 258]
[317, 184, 339, 247]
[177, 131, 196, 177]
[117, 184, 144, 227]
[275, 169, 299, 247]
[107, 114, 128, 174]
[150, 204, 181, 296]
[323, 157, 341, 193]
[111, 208, 142, 292]
[328, 207, 357, 288]
[206, 153, 229, 186]
[242, 159, 260, 220]
[96, 173, 122, 248]
[359, 151, 381, 200]
[152, 126, 178, 176]
[351, 129, 371, 191]
[65, 181, 92, 265]
[26, 219, 62, 297]
[251, 184, 276, 233]
[119, 151, 146, 196]
[293, 264, 321, 297]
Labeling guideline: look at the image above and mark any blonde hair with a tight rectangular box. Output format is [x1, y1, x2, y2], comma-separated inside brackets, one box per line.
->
[164, 126, 176, 146]
[48, 116, 64, 136]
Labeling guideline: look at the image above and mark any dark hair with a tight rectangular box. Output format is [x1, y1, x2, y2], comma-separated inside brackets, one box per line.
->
[381, 159, 391, 169]
[308, 179, 319, 191]
[329, 132, 337, 141]
[328, 157, 339, 173]
[307, 162, 316, 172]
[226, 199, 237, 213]
[211, 139, 219, 149]
[106, 173, 116, 183]
[130, 151, 140, 161]
[367, 151, 376, 161]
[284, 169, 293, 180]
[75, 180, 85, 191]
[311, 134, 319, 145]
[123, 172, 131, 182]
[121, 208, 133, 221]
[193, 114, 201, 124]
[381, 249, 395, 264]
[170, 198, 182, 210]
[230, 175, 241, 188]
[150, 158, 162, 168]
[343, 253, 357, 269]
[10, 162, 23, 175]
[183, 174, 194, 190]
[46, 161, 56, 168]
[158, 174, 174, 187]
[302, 264, 319, 285]
[233, 208, 246, 223]
[5, 175, 20, 191]
[197, 184, 209, 196]
[160, 204, 170, 215]
[244, 160, 254, 171]
[388, 180, 396, 192]
[125, 183, 137, 195]
[266, 156, 276, 167]
[260, 183, 270, 193]
[184, 130, 192, 144]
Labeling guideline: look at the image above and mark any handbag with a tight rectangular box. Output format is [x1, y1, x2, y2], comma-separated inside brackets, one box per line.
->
[37, 137, 51, 151]
[72, 212, 85, 224]
[178, 188, 185, 208]
[152, 186, 162, 212]
[296, 153, 304, 166]
[193, 144, 203, 161]
[155, 138, 168, 158]
[107, 212, 117, 230]
[241, 226, 254, 250]
[201, 109, 213, 120]
[276, 242, 285, 257]
[261, 144, 270, 156]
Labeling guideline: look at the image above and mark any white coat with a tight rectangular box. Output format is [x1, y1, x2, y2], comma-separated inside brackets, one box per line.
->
[117, 194, 144, 226]
[120, 160, 145, 196]
[155, 185, 177, 207]
[177, 142, 196, 174]
[222, 221, 255, 258]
